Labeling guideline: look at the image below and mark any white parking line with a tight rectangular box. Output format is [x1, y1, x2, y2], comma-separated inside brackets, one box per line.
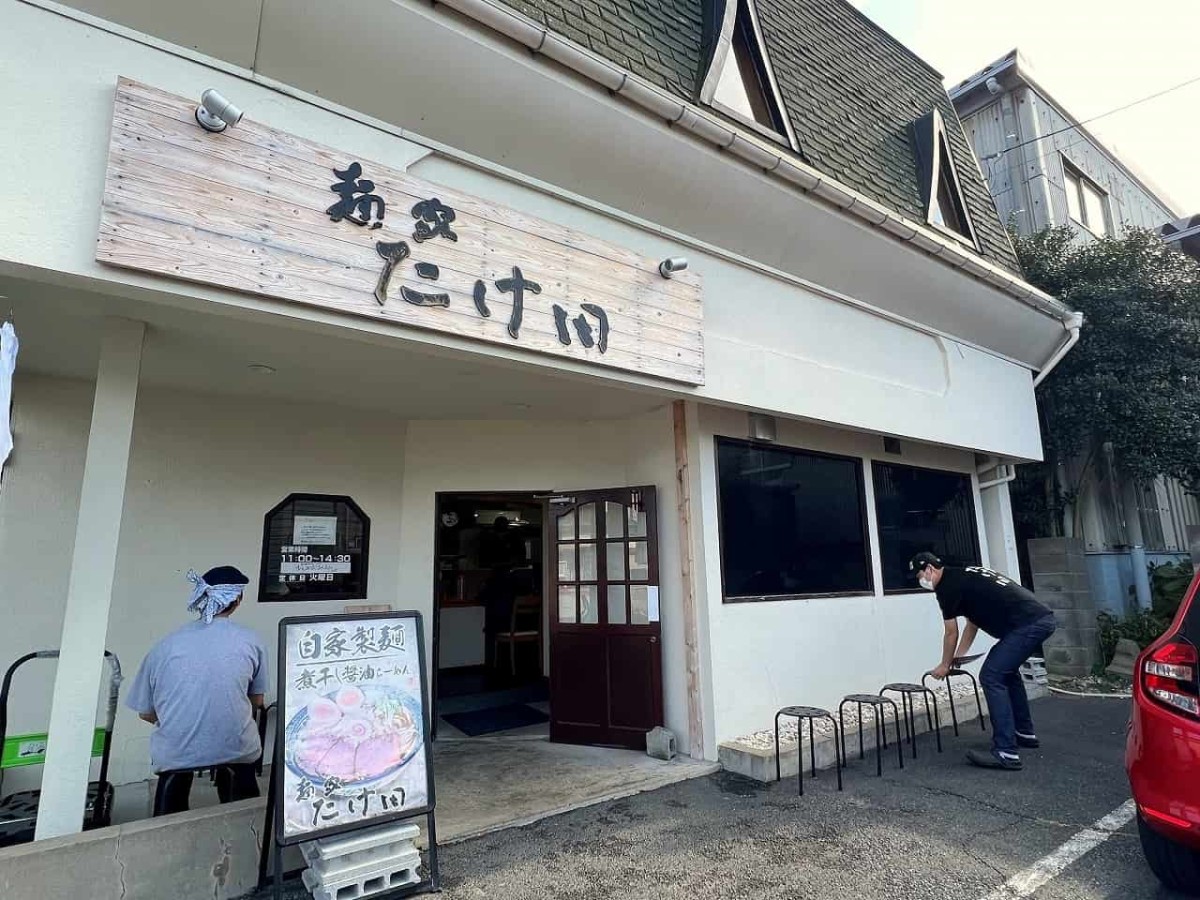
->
[981, 799, 1137, 899]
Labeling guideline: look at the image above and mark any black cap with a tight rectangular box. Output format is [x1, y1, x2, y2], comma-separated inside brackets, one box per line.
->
[907, 552, 943, 575]
[202, 565, 250, 586]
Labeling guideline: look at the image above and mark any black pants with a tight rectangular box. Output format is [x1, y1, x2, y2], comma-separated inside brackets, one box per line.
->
[152, 762, 261, 816]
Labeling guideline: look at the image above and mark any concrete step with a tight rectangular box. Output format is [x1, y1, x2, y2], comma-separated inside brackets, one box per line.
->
[719, 690, 994, 783]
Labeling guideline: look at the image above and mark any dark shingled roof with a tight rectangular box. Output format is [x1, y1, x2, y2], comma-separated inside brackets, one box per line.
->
[494, 0, 1021, 272]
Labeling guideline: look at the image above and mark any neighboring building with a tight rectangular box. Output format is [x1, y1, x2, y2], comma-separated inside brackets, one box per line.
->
[952, 49, 1200, 611]
[0, 0, 1074, 881]
[1162, 214, 1200, 263]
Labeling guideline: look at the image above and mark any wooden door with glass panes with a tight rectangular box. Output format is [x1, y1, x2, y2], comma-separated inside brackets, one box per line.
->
[546, 487, 662, 748]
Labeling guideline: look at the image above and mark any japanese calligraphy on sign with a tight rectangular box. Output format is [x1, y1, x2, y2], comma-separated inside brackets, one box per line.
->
[260, 494, 370, 604]
[278, 612, 432, 843]
[97, 79, 704, 385]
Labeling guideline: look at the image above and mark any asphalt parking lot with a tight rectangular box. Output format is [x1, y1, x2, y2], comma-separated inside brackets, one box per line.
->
[248, 695, 1186, 900]
[433, 696, 1178, 900]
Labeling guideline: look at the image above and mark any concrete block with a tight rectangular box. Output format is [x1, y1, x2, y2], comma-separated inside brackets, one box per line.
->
[646, 726, 678, 761]
[1051, 608, 1102, 635]
[1106, 638, 1141, 678]
[301, 846, 421, 898]
[0, 797, 275, 900]
[719, 692, 989, 783]
[1028, 537, 1087, 563]
[1043, 644, 1096, 676]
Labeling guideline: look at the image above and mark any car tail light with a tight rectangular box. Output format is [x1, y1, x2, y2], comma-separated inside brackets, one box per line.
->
[1142, 637, 1199, 718]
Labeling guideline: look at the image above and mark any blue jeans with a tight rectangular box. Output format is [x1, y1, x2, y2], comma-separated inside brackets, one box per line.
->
[980, 614, 1057, 755]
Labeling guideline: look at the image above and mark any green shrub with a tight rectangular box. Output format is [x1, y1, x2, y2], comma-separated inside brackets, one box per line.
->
[1149, 560, 1194, 621]
[1097, 608, 1172, 668]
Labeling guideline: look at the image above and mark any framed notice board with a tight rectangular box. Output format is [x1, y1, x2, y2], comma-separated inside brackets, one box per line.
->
[259, 494, 370, 603]
[260, 611, 439, 897]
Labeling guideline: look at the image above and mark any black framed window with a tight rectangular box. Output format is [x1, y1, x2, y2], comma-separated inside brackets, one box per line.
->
[872, 462, 981, 592]
[716, 438, 872, 600]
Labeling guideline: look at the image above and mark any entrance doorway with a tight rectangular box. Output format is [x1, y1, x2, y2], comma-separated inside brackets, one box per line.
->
[433, 493, 549, 740]
[432, 487, 665, 750]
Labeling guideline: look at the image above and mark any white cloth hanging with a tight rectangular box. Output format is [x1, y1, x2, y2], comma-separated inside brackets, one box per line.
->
[0, 321, 18, 469]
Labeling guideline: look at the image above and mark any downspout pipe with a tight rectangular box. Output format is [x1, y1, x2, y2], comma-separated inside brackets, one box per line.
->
[978, 465, 1017, 491]
[1032, 311, 1084, 389]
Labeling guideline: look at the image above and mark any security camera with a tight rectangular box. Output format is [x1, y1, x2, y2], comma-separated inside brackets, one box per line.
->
[658, 257, 688, 278]
[985, 76, 1002, 95]
[195, 88, 243, 133]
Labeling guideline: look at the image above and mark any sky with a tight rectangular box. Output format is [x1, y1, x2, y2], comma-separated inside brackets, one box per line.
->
[851, 0, 1200, 215]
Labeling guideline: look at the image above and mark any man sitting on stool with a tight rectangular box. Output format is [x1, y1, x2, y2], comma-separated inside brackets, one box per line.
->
[911, 552, 1057, 771]
[128, 565, 268, 815]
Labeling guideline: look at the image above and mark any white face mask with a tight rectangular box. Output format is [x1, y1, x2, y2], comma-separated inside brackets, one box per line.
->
[918, 575, 934, 591]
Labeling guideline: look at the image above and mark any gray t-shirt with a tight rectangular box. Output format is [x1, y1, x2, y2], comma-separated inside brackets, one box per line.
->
[127, 618, 269, 773]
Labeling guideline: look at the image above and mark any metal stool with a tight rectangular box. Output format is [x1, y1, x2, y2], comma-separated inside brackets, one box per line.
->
[774, 706, 843, 795]
[838, 694, 904, 777]
[879, 683, 943, 758]
[922, 670, 986, 737]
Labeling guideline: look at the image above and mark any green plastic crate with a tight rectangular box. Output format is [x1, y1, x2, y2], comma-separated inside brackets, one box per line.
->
[2, 728, 107, 769]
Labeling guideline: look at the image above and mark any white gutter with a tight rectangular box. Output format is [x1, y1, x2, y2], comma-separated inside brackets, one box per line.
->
[1032, 311, 1084, 388]
[432, 0, 1073, 328]
[978, 466, 1017, 491]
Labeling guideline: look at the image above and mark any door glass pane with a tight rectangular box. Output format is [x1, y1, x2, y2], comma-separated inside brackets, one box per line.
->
[558, 544, 576, 581]
[578, 503, 597, 540]
[556, 509, 576, 541]
[579, 585, 598, 624]
[630, 585, 650, 625]
[606, 502, 625, 538]
[579, 543, 597, 581]
[627, 503, 647, 538]
[628, 541, 649, 581]
[606, 542, 625, 581]
[607, 585, 627, 625]
[558, 586, 577, 624]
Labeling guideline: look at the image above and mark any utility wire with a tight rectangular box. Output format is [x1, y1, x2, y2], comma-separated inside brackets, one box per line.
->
[994, 72, 1200, 158]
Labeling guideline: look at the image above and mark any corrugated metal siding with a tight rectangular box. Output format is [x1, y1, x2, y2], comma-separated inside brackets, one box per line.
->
[961, 85, 1176, 240]
[1158, 477, 1200, 552]
[1033, 94, 1177, 235]
[961, 100, 1021, 229]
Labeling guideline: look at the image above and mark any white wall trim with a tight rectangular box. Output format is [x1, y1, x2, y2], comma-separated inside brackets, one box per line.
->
[15, 0, 1057, 375]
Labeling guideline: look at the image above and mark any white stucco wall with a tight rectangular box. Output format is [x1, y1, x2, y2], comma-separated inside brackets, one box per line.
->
[693, 405, 998, 745]
[0, 373, 699, 782]
[0, 1, 1047, 463]
[0, 374, 409, 787]
[395, 410, 695, 750]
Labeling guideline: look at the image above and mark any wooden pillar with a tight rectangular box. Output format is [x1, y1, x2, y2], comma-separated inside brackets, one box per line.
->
[36, 317, 143, 839]
[672, 400, 705, 759]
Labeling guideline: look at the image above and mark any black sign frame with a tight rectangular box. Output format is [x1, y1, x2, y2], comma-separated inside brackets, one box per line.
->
[259, 493, 371, 604]
[259, 609, 439, 898]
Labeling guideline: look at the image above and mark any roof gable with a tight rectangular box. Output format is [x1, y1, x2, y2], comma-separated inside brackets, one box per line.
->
[495, 0, 1020, 272]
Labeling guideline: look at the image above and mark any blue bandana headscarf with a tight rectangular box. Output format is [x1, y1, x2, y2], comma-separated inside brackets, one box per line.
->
[187, 566, 249, 623]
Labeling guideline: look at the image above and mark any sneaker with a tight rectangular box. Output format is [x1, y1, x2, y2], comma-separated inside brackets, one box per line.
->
[967, 749, 1022, 770]
[1016, 733, 1040, 749]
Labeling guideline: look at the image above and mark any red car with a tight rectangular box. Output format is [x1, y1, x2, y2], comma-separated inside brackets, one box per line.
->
[1127, 571, 1200, 894]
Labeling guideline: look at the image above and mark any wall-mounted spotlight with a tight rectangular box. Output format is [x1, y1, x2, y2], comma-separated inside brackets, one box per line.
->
[195, 89, 243, 133]
[658, 257, 688, 279]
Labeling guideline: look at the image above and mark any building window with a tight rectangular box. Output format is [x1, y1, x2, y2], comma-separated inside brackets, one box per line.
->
[716, 438, 872, 600]
[708, 0, 791, 139]
[911, 108, 978, 248]
[1063, 160, 1109, 236]
[872, 462, 981, 593]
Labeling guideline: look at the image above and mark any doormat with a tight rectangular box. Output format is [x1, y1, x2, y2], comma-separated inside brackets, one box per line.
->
[441, 703, 550, 737]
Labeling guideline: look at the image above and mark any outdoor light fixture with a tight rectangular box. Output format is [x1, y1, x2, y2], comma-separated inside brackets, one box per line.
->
[658, 257, 688, 278]
[195, 88, 243, 133]
[748, 412, 777, 442]
[986, 76, 1002, 95]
